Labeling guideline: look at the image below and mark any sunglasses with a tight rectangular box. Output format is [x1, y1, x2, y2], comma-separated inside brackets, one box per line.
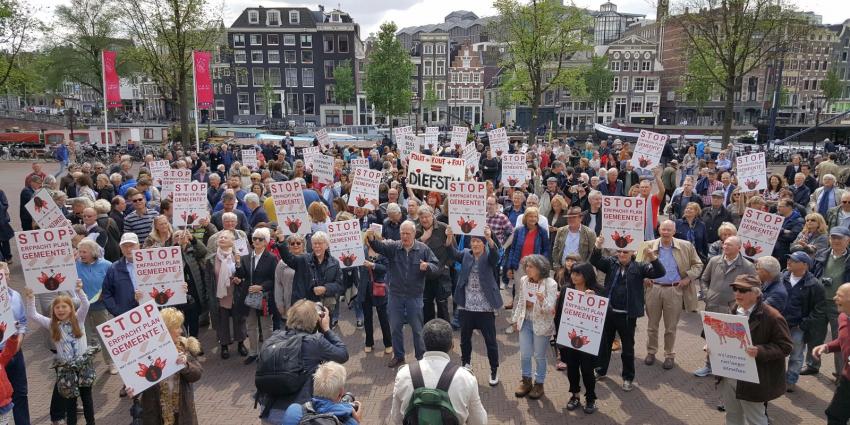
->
[731, 286, 752, 293]
[132, 198, 145, 203]
[289, 241, 303, 246]
[806, 218, 817, 222]
[252, 237, 266, 241]
[842, 201, 850, 204]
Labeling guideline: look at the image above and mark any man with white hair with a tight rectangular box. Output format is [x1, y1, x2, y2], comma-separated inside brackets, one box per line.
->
[811, 174, 846, 217]
[282, 362, 362, 424]
[366, 221, 440, 368]
[755, 256, 788, 312]
[245, 192, 268, 229]
[382, 203, 404, 241]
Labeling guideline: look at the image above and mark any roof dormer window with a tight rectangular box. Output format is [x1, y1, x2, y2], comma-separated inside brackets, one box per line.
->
[248, 10, 259, 24]
[330, 12, 342, 23]
[267, 10, 281, 26]
[289, 10, 300, 24]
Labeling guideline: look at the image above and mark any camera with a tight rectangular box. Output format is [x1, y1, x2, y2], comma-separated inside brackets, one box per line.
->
[823, 277, 833, 287]
[341, 392, 357, 411]
[315, 303, 326, 318]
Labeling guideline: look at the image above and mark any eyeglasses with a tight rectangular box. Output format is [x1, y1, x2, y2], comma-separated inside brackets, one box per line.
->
[731, 287, 752, 294]
[252, 237, 266, 241]
[132, 198, 145, 203]
[289, 241, 303, 246]
[842, 201, 850, 204]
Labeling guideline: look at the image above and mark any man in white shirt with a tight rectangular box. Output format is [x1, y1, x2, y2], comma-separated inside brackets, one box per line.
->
[390, 319, 487, 425]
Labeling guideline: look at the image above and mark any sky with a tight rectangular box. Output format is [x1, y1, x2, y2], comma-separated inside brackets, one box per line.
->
[28, 0, 850, 39]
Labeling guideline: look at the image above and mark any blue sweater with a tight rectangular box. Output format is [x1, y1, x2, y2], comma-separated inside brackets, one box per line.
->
[76, 258, 112, 310]
[282, 397, 359, 425]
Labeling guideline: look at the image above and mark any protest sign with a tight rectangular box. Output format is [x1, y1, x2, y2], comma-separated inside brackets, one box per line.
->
[348, 167, 382, 210]
[736, 152, 767, 192]
[172, 182, 209, 227]
[97, 302, 185, 394]
[312, 154, 335, 185]
[160, 169, 191, 199]
[488, 127, 509, 157]
[401, 134, 422, 159]
[737, 208, 783, 259]
[327, 219, 364, 269]
[424, 127, 439, 151]
[448, 182, 486, 236]
[392, 126, 413, 144]
[25, 188, 72, 230]
[15, 228, 77, 294]
[149, 160, 170, 185]
[631, 130, 668, 170]
[368, 223, 383, 235]
[302, 146, 321, 170]
[406, 152, 466, 193]
[315, 128, 332, 149]
[451, 126, 469, 150]
[241, 149, 258, 170]
[350, 158, 369, 169]
[556, 288, 609, 356]
[600, 196, 645, 251]
[268, 181, 310, 235]
[520, 144, 528, 154]
[133, 246, 186, 307]
[500, 153, 527, 188]
[702, 311, 760, 384]
[0, 273, 18, 344]
[464, 148, 480, 175]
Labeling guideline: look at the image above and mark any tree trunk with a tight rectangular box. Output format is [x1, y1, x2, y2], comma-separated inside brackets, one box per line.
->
[721, 78, 735, 150]
[178, 73, 191, 150]
[528, 89, 541, 145]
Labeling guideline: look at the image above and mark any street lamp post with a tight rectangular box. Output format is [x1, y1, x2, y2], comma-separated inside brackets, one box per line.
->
[811, 95, 826, 159]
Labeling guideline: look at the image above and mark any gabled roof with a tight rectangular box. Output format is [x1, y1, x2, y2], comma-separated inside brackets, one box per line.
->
[230, 7, 318, 28]
[608, 33, 656, 47]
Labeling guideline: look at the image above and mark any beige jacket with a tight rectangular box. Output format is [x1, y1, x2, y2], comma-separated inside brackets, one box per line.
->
[551, 224, 597, 268]
[510, 276, 559, 336]
[698, 254, 755, 311]
[636, 238, 704, 311]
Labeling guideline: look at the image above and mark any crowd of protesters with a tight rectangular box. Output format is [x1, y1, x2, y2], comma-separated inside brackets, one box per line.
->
[0, 131, 848, 425]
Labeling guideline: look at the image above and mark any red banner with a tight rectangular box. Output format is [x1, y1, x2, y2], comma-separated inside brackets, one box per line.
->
[193, 51, 213, 109]
[102, 50, 121, 109]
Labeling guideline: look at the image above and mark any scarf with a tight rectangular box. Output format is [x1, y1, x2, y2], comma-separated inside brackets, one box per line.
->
[216, 248, 235, 299]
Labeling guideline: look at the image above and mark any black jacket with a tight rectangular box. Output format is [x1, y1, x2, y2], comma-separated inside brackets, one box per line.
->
[700, 206, 733, 244]
[590, 247, 665, 318]
[19, 186, 35, 231]
[235, 249, 278, 316]
[670, 192, 704, 220]
[780, 270, 826, 344]
[277, 242, 343, 304]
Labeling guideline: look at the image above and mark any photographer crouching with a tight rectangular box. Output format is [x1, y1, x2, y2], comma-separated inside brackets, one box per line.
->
[281, 361, 362, 424]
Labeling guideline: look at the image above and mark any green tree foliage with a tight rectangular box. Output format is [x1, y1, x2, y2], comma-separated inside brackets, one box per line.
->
[582, 56, 613, 124]
[492, 0, 590, 138]
[822, 68, 842, 111]
[365, 22, 413, 126]
[0, 0, 40, 89]
[680, 45, 720, 114]
[120, 0, 222, 148]
[423, 82, 438, 124]
[333, 60, 355, 108]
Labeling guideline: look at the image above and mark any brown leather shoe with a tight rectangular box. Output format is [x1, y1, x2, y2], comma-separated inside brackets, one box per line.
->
[662, 357, 675, 370]
[644, 354, 656, 366]
[387, 357, 405, 368]
[514, 377, 532, 397]
[528, 383, 545, 400]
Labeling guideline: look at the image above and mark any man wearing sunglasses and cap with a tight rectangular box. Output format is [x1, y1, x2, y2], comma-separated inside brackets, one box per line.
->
[720, 274, 792, 425]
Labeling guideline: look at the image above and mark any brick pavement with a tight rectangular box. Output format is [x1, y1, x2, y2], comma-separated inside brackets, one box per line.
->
[0, 161, 838, 424]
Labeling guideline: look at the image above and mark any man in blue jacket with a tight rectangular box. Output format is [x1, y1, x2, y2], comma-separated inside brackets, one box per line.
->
[54, 140, 69, 177]
[102, 232, 141, 397]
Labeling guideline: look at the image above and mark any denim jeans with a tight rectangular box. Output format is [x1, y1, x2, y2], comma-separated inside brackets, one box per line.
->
[786, 326, 806, 385]
[388, 294, 425, 360]
[518, 319, 549, 383]
[54, 160, 68, 178]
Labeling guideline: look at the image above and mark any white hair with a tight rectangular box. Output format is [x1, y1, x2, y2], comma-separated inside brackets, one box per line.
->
[312, 361, 347, 400]
[252, 227, 270, 241]
[244, 192, 260, 206]
[387, 203, 401, 214]
[311, 231, 330, 245]
[222, 212, 238, 222]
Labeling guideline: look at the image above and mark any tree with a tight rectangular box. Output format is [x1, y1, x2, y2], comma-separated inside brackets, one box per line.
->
[582, 55, 613, 125]
[44, 0, 133, 97]
[120, 0, 221, 148]
[365, 22, 413, 128]
[422, 82, 438, 124]
[822, 68, 842, 113]
[680, 47, 719, 115]
[0, 0, 40, 89]
[333, 60, 355, 122]
[492, 0, 590, 141]
[677, 0, 809, 148]
[261, 80, 273, 118]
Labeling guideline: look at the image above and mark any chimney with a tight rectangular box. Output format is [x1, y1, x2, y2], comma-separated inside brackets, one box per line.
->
[319, 4, 325, 12]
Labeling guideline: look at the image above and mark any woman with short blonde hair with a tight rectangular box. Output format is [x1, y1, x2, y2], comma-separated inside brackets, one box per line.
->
[791, 212, 829, 255]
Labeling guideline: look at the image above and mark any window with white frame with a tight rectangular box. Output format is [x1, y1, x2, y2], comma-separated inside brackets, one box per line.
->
[237, 93, 250, 114]
[646, 78, 656, 91]
[233, 34, 245, 48]
[254, 92, 265, 115]
[285, 68, 298, 87]
[642, 61, 651, 71]
[224, 84, 231, 94]
[250, 34, 262, 45]
[470, 88, 479, 99]
[631, 101, 642, 112]
[472, 73, 480, 83]
[252, 68, 264, 86]
[632, 61, 638, 71]
[645, 99, 656, 112]
[268, 68, 281, 86]
[323, 35, 335, 53]
[436, 44, 445, 54]
[234, 50, 247, 63]
[610, 61, 620, 71]
[622, 77, 629, 90]
[462, 73, 469, 83]
[462, 88, 469, 99]
[235, 68, 248, 86]
[289, 10, 299, 24]
[338, 35, 348, 53]
[251, 51, 263, 63]
[451, 88, 458, 99]
[284, 50, 296, 63]
[324, 60, 335, 78]
[612, 77, 619, 92]
[436, 83, 445, 99]
[267, 51, 280, 63]
[300, 35, 312, 48]
[222, 67, 230, 77]
[304, 93, 315, 114]
[267, 10, 281, 26]
[302, 68, 314, 87]
[301, 50, 313, 64]
[423, 44, 433, 54]
[286, 93, 299, 114]
[248, 10, 259, 24]
[633, 77, 644, 91]
[267, 34, 279, 45]
[423, 60, 432, 76]
[450, 73, 457, 83]
[283, 34, 296, 46]
[436, 60, 445, 75]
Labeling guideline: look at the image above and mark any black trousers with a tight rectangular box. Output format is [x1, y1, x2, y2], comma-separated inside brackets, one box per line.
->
[596, 311, 637, 381]
[178, 302, 200, 338]
[363, 295, 391, 348]
[52, 383, 95, 425]
[565, 348, 597, 402]
[459, 310, 499, 372]
[423, 275, 450, 323]
[0, 239, 11, 262]
[827, 376, 850, 425]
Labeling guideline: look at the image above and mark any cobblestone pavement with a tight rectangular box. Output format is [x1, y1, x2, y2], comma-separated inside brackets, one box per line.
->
[0, 161, 838, 424]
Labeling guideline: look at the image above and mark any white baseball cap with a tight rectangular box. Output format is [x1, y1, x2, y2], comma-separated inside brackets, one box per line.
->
[119, 233, 140, 246]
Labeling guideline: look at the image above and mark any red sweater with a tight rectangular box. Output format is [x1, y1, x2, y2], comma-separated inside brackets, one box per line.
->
[0, 335, 20, 408]
[826, 313, 850, 382]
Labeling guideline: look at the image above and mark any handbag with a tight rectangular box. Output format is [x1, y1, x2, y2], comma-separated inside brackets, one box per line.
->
[245, 291, 264, 310]
[368, 268, 387, 297]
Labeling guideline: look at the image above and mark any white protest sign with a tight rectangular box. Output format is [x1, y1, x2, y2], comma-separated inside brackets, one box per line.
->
[401, 134, 422, 159]
[348, 167, 382, 210]
[172, 182, 209, 227]
[736, 152, 767, 192]
[234, 237, 249, 256]
[520, 144, 529, 154]
[327, 219, 364, 269]
[160, 169, 191, 199]
[350, 158, 369, 170]
[312, 154, 335, 185]
[488, 127, 509, 157]
[315, 128, 332, 149]
[601, 196, 645, 251]
[15, 228, 77, 294]
[424, 127, 440, 151]
[0, 273, 18, 345]
[738, 208, 783, 259]
[149, 160, 170, 185]
[133, 246, 186, 307]
[241, 149, 258, 170]
[702, 311, 760, 384]
[97, 302, 185, 394]
[269, 181, 310, 235]
[448, 182, 486, 236]
[631, 129, 668, 170]
[451, 126, 469, 150]
[392, 126, 413, 144]
[464, 149, 480, 175]
[406, 152, 466, 194]
[556, 288, 609, 356]
[368, 223, 383, 235]
[302, 146, 321, 170]
[25, 188, 72, 230]
[500, 153, 527, 188]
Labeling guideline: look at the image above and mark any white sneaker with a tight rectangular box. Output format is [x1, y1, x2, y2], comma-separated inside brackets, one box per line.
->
[109, 364, 118, 375]
[463, 363, 473, 373]
[622, 380, 634, 392]
[693, 365, 712, 377]
[489, 370, 499, 386]
[505, 325, 515, 334]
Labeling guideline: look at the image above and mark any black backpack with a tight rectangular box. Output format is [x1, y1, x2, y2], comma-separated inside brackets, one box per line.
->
[402, 362, 461, 425]
[255, 330, 319, 397]
[297, 401, 344, 425]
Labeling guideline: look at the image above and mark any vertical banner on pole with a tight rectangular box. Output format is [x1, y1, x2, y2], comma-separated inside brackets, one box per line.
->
[102, 50, 121, 154]
[192, 51, 213, 153]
